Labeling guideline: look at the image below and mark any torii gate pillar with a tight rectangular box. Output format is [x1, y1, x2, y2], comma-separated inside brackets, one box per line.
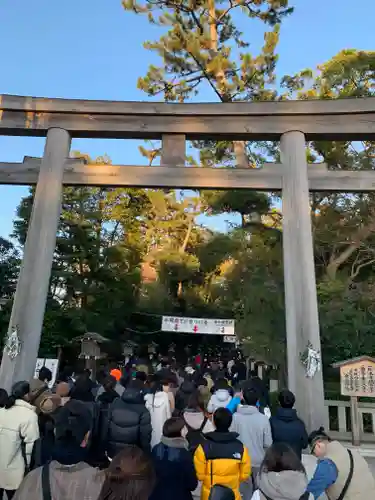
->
[0, 128, 70, 392]
[281, 130, 327, 431]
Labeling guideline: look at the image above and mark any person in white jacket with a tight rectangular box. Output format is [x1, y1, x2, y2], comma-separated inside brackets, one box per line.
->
[0, 381, 39, 499]
[207, 380, 232, 414]
[145, 382, 171, 448]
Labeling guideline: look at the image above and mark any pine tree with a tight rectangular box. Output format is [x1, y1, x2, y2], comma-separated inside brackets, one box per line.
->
[122, 0, 293, 225]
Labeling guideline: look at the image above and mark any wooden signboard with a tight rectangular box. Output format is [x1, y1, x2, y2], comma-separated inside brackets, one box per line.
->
[333, 356, 375, 446]
[339, 358, 375, 397]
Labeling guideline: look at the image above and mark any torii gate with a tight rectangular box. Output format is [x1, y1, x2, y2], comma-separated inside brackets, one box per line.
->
[1, 94, 375, 430]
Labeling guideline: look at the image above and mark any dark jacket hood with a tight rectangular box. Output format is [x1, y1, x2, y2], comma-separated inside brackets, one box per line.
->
[98, 390, 118, 404]
[121, 387, 145, 405]
[258, 471, 309, 500]
[205, 431, 239, 443]
[180, 380, 195, 394]
[275, 408, 298, 422]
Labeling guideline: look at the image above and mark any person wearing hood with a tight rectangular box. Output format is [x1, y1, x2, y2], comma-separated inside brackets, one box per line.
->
[183, 392, 215, 445]
[207, 379, 232, 414]
[252, 443, 312, 500]
[231, 388, 272, 498]
[194, 408, 251, 500]
[307, 427, 375, 500]
[269, 390, 308, 459]
[150, 417, 197, 500]
[102, 378, 151, 458]
[145, 380, 172, 448]
[184, 392, 215, 500]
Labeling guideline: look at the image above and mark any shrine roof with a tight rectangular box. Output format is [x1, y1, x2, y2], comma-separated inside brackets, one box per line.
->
[74, 331, 109, 343]
[332, 355, 375, 368]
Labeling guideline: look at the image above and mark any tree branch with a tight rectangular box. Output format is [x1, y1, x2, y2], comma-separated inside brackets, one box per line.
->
[351, 258, 375, 280]
[326, 216, 375, 280]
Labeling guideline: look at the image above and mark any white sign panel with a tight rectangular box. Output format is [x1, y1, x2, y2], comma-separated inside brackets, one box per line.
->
[223, 335, 236, 343]
[35, 358, 45, 378]
[34, 358, 59, 388]
[161, 316, 235, 335]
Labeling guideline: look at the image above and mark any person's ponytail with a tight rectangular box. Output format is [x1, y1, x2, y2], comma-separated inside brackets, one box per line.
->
[0, 389, 8, 408]
[5, 381, 30, 409]
[5, 395, 16, 409]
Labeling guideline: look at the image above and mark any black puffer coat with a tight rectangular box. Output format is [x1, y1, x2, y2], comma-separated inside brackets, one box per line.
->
[175, 380, 196, 412]
[103, 387, 152, 457]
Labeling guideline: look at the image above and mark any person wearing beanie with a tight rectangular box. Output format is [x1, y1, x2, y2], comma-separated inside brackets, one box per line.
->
[96, 368, 125, 400]
[307, 427, 375, 499]
[110, 368, 122, 382]
[269, 390, 308, 459]
[14, 400, 104, 500]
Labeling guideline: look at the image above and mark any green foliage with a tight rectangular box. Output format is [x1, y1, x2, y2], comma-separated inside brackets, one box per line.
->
[3, 27, 375, 379]
[0, 237, 20, 299]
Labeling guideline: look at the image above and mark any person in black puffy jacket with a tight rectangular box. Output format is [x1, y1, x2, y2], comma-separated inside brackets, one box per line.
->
[101, 379, 152, 458]
[269, 389, 308, 459]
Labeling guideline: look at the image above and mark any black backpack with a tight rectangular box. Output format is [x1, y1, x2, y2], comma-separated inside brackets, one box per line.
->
[185, 416, 208, 453]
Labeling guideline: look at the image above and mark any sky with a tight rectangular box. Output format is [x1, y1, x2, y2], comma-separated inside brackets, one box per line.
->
[0, 0, 374, 239]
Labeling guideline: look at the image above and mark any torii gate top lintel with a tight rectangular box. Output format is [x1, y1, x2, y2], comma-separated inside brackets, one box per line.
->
[1, 93, 375, 140]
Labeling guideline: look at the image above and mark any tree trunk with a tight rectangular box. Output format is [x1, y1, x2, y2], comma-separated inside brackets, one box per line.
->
[208, 0, 248, 168]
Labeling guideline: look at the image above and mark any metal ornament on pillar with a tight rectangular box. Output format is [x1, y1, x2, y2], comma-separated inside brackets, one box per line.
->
[4, 326, 21, 360]
[300, 342, 322, 379]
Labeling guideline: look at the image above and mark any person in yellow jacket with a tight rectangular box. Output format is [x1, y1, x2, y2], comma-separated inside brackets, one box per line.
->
[194, 407, 251, 500]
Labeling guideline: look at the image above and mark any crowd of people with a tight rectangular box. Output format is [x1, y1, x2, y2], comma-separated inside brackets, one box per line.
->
[0, 355, 374, 500]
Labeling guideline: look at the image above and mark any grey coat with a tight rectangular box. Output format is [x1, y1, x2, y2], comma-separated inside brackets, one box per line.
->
[231, 405, 272, 467]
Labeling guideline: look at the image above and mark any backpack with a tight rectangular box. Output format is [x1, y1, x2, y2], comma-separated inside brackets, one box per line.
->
[184, 416, 208, 452]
